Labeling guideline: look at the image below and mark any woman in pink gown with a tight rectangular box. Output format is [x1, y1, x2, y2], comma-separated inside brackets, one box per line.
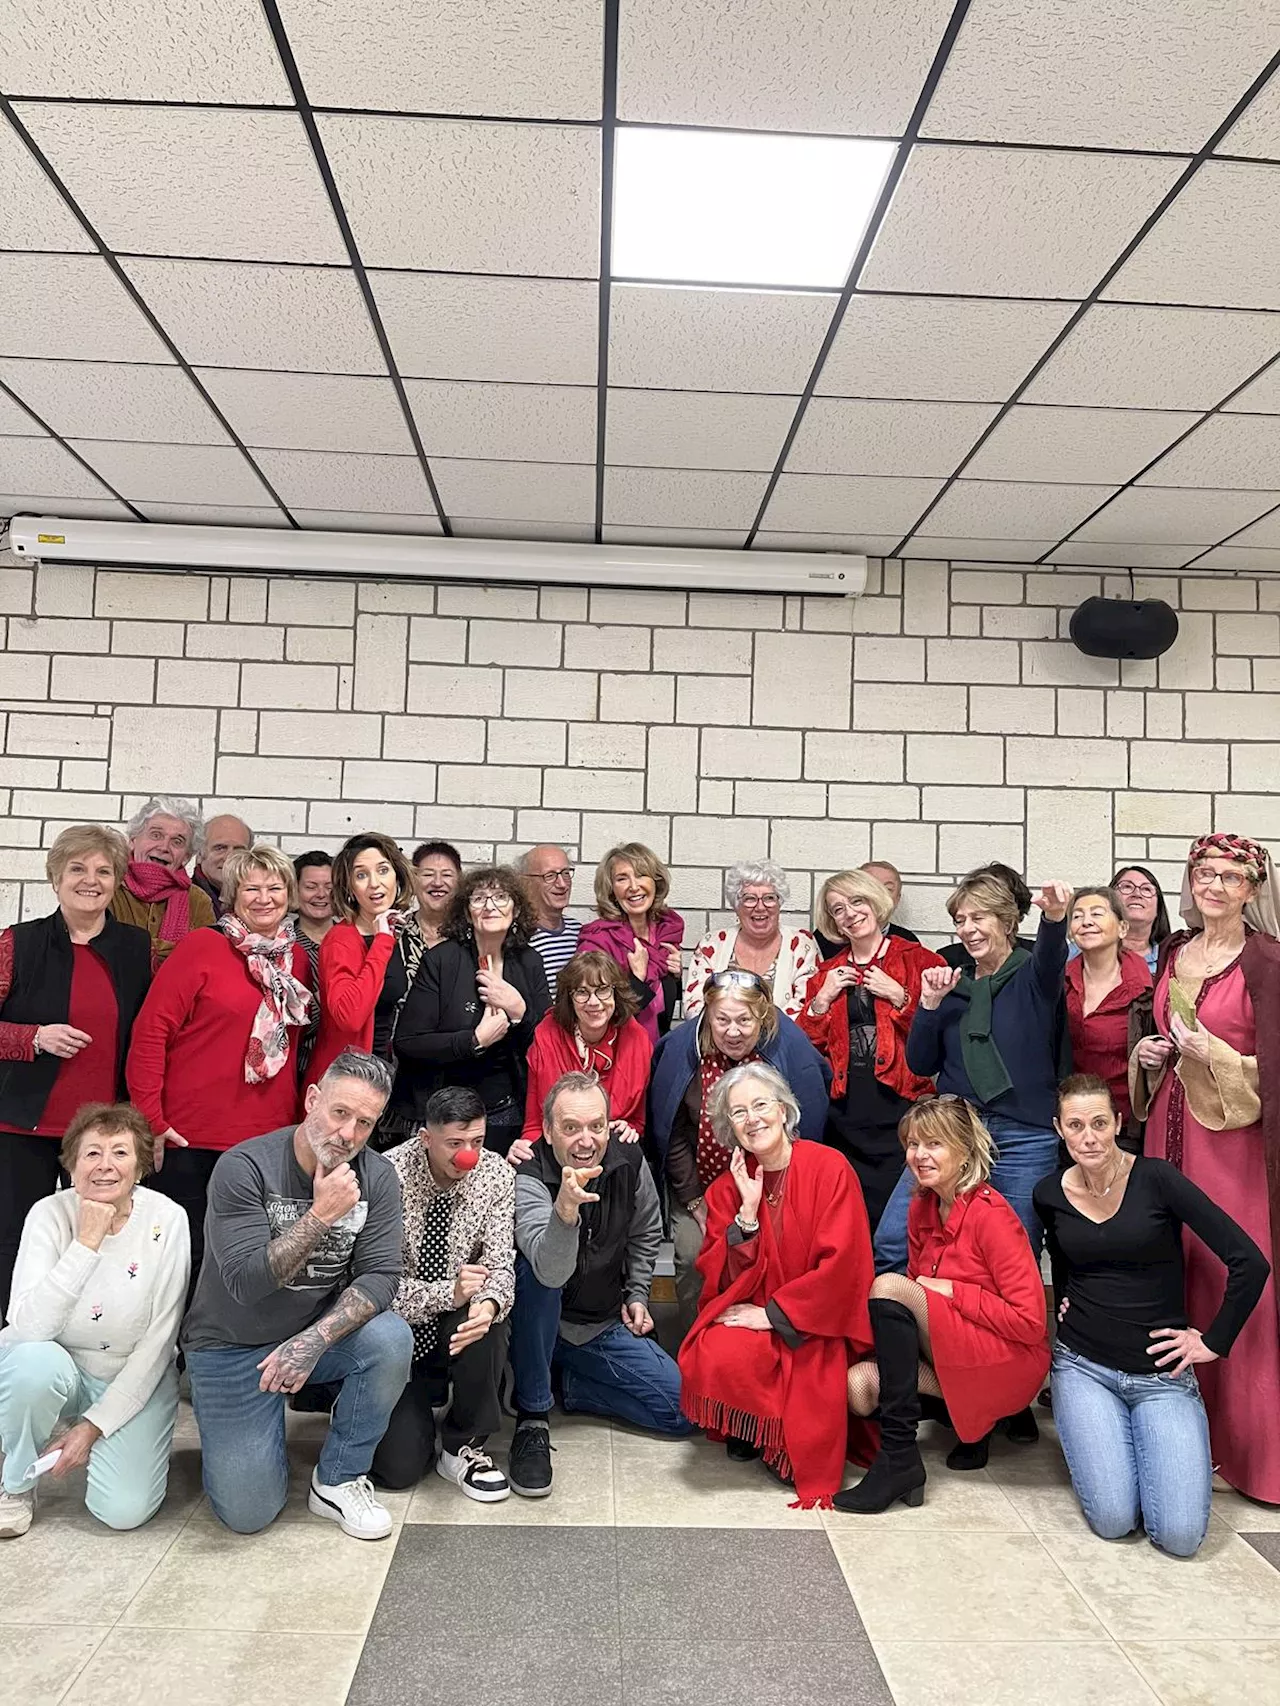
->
[1133, 832, 1280, 1504]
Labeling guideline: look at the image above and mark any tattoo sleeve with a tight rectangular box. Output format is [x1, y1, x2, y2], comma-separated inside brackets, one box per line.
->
[273, 1283, 379, 1382]
[266, 1209, 331, 1288]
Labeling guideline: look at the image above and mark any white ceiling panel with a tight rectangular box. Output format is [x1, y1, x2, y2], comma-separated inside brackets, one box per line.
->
[1, 493, 133, 521]
[753, 530, 902, 555]
[1136, 413, 1280, 488]
[430, 458, 597, 524]
[617, 0, 956, 134]
[120, 259, 384, 374]
[139, 503, 290, 527]
[1221, 357, 1280, 413]
[0, 435, 119, 500]
[602, 525, 748, 547]
[606, 389, 796, 471]
[1023, 303, 1280, 410]
[279, 0, 603, 119]
[1217, 68, 1280, 159]
[1194, 544, 1280, 572]
[917, 479, 1121, 540]
[0, 358, 229, 445]
[964, 405, 1200, 485]
[1229, 507, 1280, 548]
[195, 370, 411, 453]
[17, 105, 346, 265]
[2, 0, 291, 102]
[609, 284, 835, 393]
[1047, 541, 1204, 569]
[604, 467, 769, 530]
[405, 380, 596, 464]
[923, 0, 1276, 151]
[290, 510, 444, 534]
[818, 295, 1074, 402]
[452, 519, 594, 542]
[1071, 485, 1280, 544]
[900, 536, 1059, 561]
[0, 119, 94, 251]
[68, 440, 274, 506]
[0, 255, 172, 362]
[372, 272, 598, 385]
[763, 473, 946, 534]
[251, 449, 436, 513]
[788, 398, 998, 478]
[320, 114, 600, 275]
[861, 145, 1185, 298]
[0, 390, 43, 434]
[1103, 161, 1280, 310]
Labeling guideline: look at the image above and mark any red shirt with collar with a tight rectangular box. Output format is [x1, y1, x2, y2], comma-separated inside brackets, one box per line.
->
[1065, 950, 1152, 1123]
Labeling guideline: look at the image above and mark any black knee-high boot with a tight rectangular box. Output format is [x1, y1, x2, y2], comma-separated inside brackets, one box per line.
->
[832, 1298, 926, 1514]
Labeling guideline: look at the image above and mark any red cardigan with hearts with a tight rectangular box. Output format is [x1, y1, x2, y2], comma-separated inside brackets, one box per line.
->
[798, 935, 945, 1101]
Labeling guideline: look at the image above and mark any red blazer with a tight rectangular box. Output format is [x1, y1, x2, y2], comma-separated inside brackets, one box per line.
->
[303, 921, 397, 1094]
[908, 1185, 1050, 1441]
[799, 935, 944, 1101]
[1065, 950, 1151, 1124]
[520, 1012, 652, 1142]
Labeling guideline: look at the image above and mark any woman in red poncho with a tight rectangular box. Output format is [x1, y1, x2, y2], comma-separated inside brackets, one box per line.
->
[678, 1060, 874, 1507]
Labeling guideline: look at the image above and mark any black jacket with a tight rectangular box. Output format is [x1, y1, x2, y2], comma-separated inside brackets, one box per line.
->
[516, 1135, 647, 1327]
[0, 909, 153, 1132]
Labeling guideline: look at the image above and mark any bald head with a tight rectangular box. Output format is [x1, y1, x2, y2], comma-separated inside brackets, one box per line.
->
[201, 815, 252, 884]
[522, 843, 574, 925]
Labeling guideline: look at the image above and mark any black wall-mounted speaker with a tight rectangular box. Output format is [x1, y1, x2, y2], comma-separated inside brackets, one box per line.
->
[1068, 596, 1180, 660]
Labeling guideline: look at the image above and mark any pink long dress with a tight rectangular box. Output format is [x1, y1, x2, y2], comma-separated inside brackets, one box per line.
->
[1146, 955, 1280, 1504]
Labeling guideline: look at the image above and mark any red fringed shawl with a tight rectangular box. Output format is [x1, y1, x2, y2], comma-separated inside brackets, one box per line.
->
[678, 1139, 874, 1506]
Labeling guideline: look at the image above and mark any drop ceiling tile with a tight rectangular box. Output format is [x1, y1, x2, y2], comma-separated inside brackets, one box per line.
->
[964, 404, 1199, 485]
[861, 145, 1185, 299]
[922, 0, 1275, 151]
[405, 380, 596, 463]
[195, 370, 411, 453]
[1023, 303, 1280, 409]
[67, 439, 274, 506]
[0, 390, 43, 434]
[818, 294, 1074, 401]
[1221, 506, 1280, 549]
[606, 390, 796, 471]
[120, 260, 384, 374]
[452, 519, 594, 542]
[139, 503, 290, 527]
[0, 255, 172, 362]
[1217, 69, 1280, 159]
[0, 358, 229, 445]
[320, 114, 600, 275]
[788, 397, 998, 477]
[918, 479, 1121, 541]
[279, 0, 602, 118]
[251, 449, 436, 514]
[609, 284, 835, 392]
[1047, 541, 1204, 569]
[430, 458, 597, 524]
[1194, 544, 1280, 572]
[0, 435, 119, 501]
[1, 493, 133, 521]
[1070, 485, 1279, 545]
[291, 510, 444, 535]
[602, 525, 748, 547]
[372, 272, 598, 385]
[617, 0, 956, 134]
[900, 537, 1059, 562]
[1103, 161, 1280, 310]
[1135, 413, 1280, 488]
[17, 104, 346, 264]
[2, 0, 291, 101]
[763, 473, 945, 534]
[604, 467, 769, 530]
[0, 119, 93, 251]
[1222, 357, 1280, 413]
[754, 530, 901, 555]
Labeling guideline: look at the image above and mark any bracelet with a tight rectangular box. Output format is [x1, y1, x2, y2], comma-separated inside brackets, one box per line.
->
[735, 1213, 760, 1234]
[686, 1196, 704, 1213]
[31, 1027, 42, 1056]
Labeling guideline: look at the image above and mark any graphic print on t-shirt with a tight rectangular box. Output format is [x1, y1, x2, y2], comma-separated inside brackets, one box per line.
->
[264, 1193, 368, 1291]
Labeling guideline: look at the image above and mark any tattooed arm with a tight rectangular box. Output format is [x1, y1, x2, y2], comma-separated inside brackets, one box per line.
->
[256, 1282, 379, 1393]
[265, 1210, 330, 1287]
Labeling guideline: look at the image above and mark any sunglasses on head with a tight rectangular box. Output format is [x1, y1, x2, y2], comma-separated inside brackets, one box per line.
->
[709, 969, 767, 994]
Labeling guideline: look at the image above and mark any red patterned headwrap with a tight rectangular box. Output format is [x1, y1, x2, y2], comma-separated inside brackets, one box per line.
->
[1188, 832, 1268, 881]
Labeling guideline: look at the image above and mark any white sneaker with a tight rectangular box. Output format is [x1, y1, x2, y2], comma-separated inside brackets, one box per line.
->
[307, 1470, 393, 1540]
[0, 1486, 35, 1539]
[436, 1444, 510, 1503]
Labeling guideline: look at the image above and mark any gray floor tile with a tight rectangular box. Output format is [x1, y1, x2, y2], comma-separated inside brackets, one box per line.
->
[1241, 1531, 1280, 1571]
[348, 1633, 623, 1706]
[622, 1640, 894, 1706]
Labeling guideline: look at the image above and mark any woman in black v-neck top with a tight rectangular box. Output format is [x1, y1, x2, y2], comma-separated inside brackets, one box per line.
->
[1034, 1074, 1268, 1557]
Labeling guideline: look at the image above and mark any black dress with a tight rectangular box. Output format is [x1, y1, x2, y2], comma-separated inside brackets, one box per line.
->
[822, 983, 911, 1231]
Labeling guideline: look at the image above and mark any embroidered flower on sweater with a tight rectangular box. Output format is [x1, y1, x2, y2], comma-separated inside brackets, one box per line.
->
[151, 1224, 161, 1242]
[90, 1304, 103, 1321]
[127, 1262, 138, 1279]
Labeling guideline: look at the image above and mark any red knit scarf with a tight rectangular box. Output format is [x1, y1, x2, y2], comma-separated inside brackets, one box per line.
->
[696, 1048, 762, 1189]
[125, 859, 194, 945]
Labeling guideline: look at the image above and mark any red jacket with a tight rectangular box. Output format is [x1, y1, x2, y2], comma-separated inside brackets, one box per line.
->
[908, 1185, 1050, 1441]
[520, 1012, 652, 1142]
[799, 935, 944, 1101]
[303, 921, 397, 1094]
[126, 930, 310, 1152]
[1065, 950, 1151, 1124]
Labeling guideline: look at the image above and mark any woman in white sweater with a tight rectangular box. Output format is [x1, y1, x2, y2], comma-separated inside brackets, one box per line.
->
[0, 1101, 189, 1537]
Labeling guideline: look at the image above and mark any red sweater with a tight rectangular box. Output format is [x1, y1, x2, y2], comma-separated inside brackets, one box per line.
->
[520, 1013, 652, 1142]
[0, 935, 118, 1138]
[126, 930, 310, 1152]
[303, 921, 396, 1094]
[1065, 951, 1151, 1124]
[799, 935, 944, 1101]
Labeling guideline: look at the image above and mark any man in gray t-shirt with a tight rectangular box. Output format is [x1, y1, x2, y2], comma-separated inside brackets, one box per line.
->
[183, 1051, 412, 1541]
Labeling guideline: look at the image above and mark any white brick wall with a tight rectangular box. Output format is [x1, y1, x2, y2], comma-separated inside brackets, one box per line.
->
[2, 553, 1277, 943]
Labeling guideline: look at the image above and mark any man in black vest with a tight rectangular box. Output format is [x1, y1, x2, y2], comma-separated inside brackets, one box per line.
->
[508, 1071, 693, 1496]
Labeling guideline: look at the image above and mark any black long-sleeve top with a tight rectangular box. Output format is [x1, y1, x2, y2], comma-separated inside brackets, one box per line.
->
[1034, 1157, 1269, 1374]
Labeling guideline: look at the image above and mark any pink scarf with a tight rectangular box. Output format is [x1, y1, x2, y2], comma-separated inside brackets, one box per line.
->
[217, 915, 312, 1084]
[125, 859, 194, 945]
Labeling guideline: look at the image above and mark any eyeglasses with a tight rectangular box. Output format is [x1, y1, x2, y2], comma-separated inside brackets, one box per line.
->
[1115, 881, 1157, 899]
[739, 895, 780, 913]
[709, 969, 766, 993]
[1191, 866, 1248, 892]
[531, 867, 574, 884]
[728, 1097, 780, 1126]
[571, 986, 614, 1005]
[470, 891, 514, 911]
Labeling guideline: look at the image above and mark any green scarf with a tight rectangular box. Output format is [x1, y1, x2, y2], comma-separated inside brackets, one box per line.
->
[956, 947, 1031, 1107]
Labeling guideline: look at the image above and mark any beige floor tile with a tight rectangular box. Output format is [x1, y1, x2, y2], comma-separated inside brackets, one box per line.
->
[828, 1530, 1104, 1643]
[611, 1430, 822, 1528]
[873, 1640, 1160, 1706]
[1042, 1525, 1280, 1641]
[0, 1624, 110, 1704]
[1210, 1479, 1280, 1533]
[405, 1413, 615, 1526]
[0, 1501, 187, 1625]
[62, 1627, 365, 1706]
[1122, 1638, 1280, 1705]
[822, 1434, 1029, 1534]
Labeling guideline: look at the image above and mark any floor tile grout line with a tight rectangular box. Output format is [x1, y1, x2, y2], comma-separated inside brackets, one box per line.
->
[52, 1622, 118, 1706]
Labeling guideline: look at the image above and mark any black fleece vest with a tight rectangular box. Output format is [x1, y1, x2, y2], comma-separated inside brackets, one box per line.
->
[520, 1137, 644, 1327]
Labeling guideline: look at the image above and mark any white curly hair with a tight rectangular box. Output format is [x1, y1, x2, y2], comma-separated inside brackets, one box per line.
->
[724, 859, 791, 911]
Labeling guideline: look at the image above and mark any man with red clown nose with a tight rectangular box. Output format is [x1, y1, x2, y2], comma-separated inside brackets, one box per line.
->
[373, 1085, 516, 1503]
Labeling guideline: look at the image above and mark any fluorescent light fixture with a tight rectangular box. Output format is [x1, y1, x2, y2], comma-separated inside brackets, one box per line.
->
[611, 127, 896, 288]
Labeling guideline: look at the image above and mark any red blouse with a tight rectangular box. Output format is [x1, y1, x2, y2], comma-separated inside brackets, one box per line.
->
[0, 938, 119, 1138]
[1065, 951, 1151, 1124]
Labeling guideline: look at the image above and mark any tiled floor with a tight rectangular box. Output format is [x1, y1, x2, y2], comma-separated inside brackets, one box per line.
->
[5, 1404, 1280, 1705]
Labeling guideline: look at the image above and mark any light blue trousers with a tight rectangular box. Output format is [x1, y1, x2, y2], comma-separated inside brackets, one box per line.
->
[0, 1340, 179, 1530]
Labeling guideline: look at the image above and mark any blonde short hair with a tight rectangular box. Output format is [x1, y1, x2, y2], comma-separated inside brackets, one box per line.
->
[898, 1096, 995, 1196]
[593, 842, 672, 923]
[47, 823, 128, 890]
[697, 976, 780, 1055]
[947, 873, 1019, 944]
[221, 843, 298, 911]
[816, 868, 894, 937]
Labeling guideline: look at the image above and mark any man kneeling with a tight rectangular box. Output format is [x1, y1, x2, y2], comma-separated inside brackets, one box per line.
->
[509, 1071, 693, 1497]
[183, 1050, 412, 1539]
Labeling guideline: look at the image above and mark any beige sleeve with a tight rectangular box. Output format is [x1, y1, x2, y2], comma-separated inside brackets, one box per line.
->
[1174, 1035, 1261, 1133]
[1128, 1041, 1166, 1123]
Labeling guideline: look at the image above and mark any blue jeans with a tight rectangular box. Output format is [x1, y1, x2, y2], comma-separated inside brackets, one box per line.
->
[1051, 1343, 1212, 1558]
[510, 1255, 694, 1436]
[187, 1311, 412, 1533]
[873, 1114, 1058, 1273]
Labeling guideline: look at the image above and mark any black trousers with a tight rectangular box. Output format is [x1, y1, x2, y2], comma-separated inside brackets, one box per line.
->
[149, 1145, 221, 1309]
[0, 1132, 67, 1321]
[372, 1307, 509, 1489]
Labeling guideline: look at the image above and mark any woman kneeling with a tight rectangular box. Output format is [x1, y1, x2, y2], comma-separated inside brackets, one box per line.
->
[0, 1103, 190, 1537]
[837, 1096, 1049, 1513]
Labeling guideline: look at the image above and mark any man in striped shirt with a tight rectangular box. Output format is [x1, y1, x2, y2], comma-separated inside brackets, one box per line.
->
[520, 845, 582, 994]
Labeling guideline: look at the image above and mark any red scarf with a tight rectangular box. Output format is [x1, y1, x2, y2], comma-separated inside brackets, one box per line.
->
[696, 1048, 761, 1189]
[217, 915, 312, 1083]
[125, 859, 195, 945]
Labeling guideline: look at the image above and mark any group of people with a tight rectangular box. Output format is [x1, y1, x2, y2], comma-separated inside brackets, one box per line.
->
[0, 799, 1275, 1563]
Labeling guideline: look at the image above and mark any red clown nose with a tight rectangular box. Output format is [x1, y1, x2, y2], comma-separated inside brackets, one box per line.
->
[453, 1148, 480, 1171]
